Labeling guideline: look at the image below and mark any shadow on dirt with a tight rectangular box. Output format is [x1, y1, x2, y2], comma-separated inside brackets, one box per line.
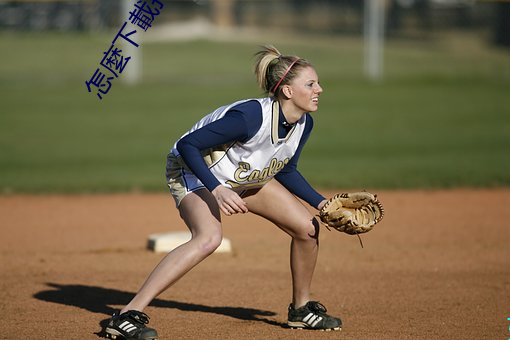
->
[34, 282, 284, 337]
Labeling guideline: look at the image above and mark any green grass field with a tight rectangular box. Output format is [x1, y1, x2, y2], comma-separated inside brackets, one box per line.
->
[0, 31, 509, 193]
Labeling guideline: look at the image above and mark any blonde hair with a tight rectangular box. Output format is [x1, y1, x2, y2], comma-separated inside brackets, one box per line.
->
[253, 45, 312, 97]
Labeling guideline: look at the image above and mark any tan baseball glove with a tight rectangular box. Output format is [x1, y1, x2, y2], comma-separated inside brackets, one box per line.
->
[318, 192, 384, 239]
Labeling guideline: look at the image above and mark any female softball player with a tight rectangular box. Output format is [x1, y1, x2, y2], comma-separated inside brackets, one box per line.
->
[105, 45, 341, 340]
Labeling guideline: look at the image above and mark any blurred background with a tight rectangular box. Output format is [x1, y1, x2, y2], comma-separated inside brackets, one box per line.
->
[1, 0, 508, 41]
[0, 0, 509, 193]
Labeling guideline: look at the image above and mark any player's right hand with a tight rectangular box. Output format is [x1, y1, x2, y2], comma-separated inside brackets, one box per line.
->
[211, 185, 248, 216]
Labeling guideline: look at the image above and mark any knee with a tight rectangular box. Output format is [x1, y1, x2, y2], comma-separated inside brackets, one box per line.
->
[293, 217, 320, 241]
[194, 231, 223, 256]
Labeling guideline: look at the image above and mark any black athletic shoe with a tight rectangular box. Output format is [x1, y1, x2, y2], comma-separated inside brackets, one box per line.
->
[105, 310, 158, 340]
[287, 301, 342, 331]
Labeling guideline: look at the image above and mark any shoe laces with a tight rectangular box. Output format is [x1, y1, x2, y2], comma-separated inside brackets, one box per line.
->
[307, 301, 327, 314]
[126, 310, 150, 325]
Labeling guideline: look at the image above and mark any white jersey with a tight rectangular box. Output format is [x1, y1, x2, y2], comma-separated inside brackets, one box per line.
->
[171, 97, 307, 190]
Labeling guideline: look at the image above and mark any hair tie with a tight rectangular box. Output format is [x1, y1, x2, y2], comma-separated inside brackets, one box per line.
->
[271, 58, 299, 94]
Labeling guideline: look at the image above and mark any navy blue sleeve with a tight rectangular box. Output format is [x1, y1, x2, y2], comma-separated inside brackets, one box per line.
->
[176, 100, 262, 192]
[275, 114, 326, 209]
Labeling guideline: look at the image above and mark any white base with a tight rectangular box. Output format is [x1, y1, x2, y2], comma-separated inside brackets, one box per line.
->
[147, 231, 232, 253]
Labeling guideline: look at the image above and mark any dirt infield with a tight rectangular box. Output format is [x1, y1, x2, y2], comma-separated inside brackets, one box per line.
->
[1, 189, 509, 339]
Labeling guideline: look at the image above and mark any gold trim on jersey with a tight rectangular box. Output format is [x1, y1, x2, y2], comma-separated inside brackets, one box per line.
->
[201, 143, 233, 167]
[270, 100, 297, 145]
[172, 143, 234, 172]
[224, 157, 290, 188]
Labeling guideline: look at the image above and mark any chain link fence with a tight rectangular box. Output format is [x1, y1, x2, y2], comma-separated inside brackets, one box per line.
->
[0, 0, 507, 45]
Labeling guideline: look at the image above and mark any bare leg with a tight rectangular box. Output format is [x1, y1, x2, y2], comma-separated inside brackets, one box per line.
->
[121, 189, 222, 313]
[243, 180, 320, 309]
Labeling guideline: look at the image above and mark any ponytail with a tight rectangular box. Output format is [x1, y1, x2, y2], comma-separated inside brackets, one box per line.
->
[253, 45, 312, 96]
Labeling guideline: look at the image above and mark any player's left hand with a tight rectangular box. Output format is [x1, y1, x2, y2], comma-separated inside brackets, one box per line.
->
[319, 191, 384, 235]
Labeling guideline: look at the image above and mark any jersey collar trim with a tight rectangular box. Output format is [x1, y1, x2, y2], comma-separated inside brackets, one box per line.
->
[271, 100, 299, 145]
